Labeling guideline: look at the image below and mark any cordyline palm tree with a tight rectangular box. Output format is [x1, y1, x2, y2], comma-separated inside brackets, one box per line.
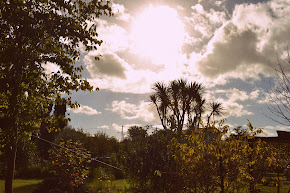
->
[150, 82, 169, 129]
[186, 82, 205, 129]
[207, 102, 224, 124]
[150, 79, 204, 135]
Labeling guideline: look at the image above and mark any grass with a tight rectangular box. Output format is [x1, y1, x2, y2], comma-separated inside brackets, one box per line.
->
[89, 179, 130, 192]
[0, 179, 42, 193]
[0, 179, 289, 193]
[258, 184, 290, 193]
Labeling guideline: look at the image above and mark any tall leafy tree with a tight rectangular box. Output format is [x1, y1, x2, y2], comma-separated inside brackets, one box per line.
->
[0, 1, 112, 192]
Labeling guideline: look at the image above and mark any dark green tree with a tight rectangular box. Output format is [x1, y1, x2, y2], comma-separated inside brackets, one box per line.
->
[0, 1, 112, 192]
[121, 126, 182, 192]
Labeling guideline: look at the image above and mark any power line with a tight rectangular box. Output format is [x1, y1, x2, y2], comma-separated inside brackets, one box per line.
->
[31, 134, 122, 171]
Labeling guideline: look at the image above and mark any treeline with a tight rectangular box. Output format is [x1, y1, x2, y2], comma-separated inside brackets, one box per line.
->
[1, 80, 290, 193]
[121, 123, 289, 193]
[1, 122, 289, 193]
[0, 125, 122, 192]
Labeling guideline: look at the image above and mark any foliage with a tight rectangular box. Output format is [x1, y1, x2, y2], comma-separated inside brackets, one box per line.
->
[150, 79, 204, 134]
[169, 121, 276, 193]
[150, 79, 224, 135]
[55, 126, 120, 159]
[121, 126, 183, 192]
[35, 99, 67, 160]
[0, 135, 40, 179]
[48, 140, 91, 192]
[0, 0, 112, 191]
[87, 169, 127, 193]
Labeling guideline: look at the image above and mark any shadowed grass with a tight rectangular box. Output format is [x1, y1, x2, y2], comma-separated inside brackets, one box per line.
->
[0, 179, 42, 193]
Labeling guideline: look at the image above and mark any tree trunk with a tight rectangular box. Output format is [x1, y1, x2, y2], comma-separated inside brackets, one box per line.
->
[277, 171, 280, 193]
[5, 143, 17, 193]
[219, 149, 224, 193]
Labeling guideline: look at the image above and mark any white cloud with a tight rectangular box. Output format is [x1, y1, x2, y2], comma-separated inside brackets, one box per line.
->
[95, 19, 129, 53]
[112, 3, 131, 22]
[185, 4, 226, 40]
[108, 100, 158, 122]
[99, 125, 110, 130]
[42, 62, 62, 75]
[259, 125, 290, 137]
[223, 101, 253, 117]
[250, 90, 260, 100]
[68, 105, 101, 115]
[205, 88, 254, 118]
[215, 88, 249, 101]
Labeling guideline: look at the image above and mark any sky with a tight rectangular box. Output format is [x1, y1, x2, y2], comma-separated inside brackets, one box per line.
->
[47, 0, 290, 139]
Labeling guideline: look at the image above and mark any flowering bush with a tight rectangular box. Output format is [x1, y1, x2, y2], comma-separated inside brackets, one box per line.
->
[49, 140, 91, 191]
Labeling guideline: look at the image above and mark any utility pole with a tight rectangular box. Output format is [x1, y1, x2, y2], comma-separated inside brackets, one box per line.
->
[121, 125, 124, 141]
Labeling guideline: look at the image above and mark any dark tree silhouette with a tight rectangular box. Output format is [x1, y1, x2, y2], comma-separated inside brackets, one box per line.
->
[150, 79, 224, 134]
[207, 101, 224, 124]
[150, 79, 205, 135]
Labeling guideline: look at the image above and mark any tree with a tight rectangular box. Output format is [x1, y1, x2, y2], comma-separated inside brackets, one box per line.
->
[35, 98, 67, 160]
[150, 79, 224, 135]
[267, 46, 290, 126]
[0, 1, 112, 192]
[150, 79, 205, 135]
[169, 121, 275, 193]
[207, 102, 224, 124]
[121, 126, 181, 192]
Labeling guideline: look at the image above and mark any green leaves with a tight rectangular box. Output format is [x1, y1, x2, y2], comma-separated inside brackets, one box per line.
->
[49, 140, 91, 188]
[169, 121, 277, 192]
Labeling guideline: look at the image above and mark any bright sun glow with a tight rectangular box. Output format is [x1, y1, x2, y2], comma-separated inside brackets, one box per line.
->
[130, 5, 185, 64]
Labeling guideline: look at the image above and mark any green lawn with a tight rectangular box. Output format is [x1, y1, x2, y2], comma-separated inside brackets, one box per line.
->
[0, 179, 288, 193]
[0, 179, 42, 193]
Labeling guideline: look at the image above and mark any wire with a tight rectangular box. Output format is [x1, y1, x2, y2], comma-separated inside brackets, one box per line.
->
[31, 134, 122, 171]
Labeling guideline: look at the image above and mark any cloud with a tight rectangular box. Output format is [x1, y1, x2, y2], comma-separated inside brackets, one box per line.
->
[185, 4, 226, 39]
[84, 51, 129, 79]
[207, 88, 262, 103]
[108, 100, 158, 122]
[259, 125, 290, 137]
[95, 19, 129, 53]
[223, 101, 253, 117]
[193, 0, 290, 81]
[215, 88, 249, 101]
[68, 105, 101, 115]
[112, 3, 131, 22]
[197, 23, 267, 79]
[205, 88, 254, 117]
[250, 90, 260, 100]
[99, 125, 110, 130]
[42, 62, 62, 75]
[257, 91, 285, 105]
